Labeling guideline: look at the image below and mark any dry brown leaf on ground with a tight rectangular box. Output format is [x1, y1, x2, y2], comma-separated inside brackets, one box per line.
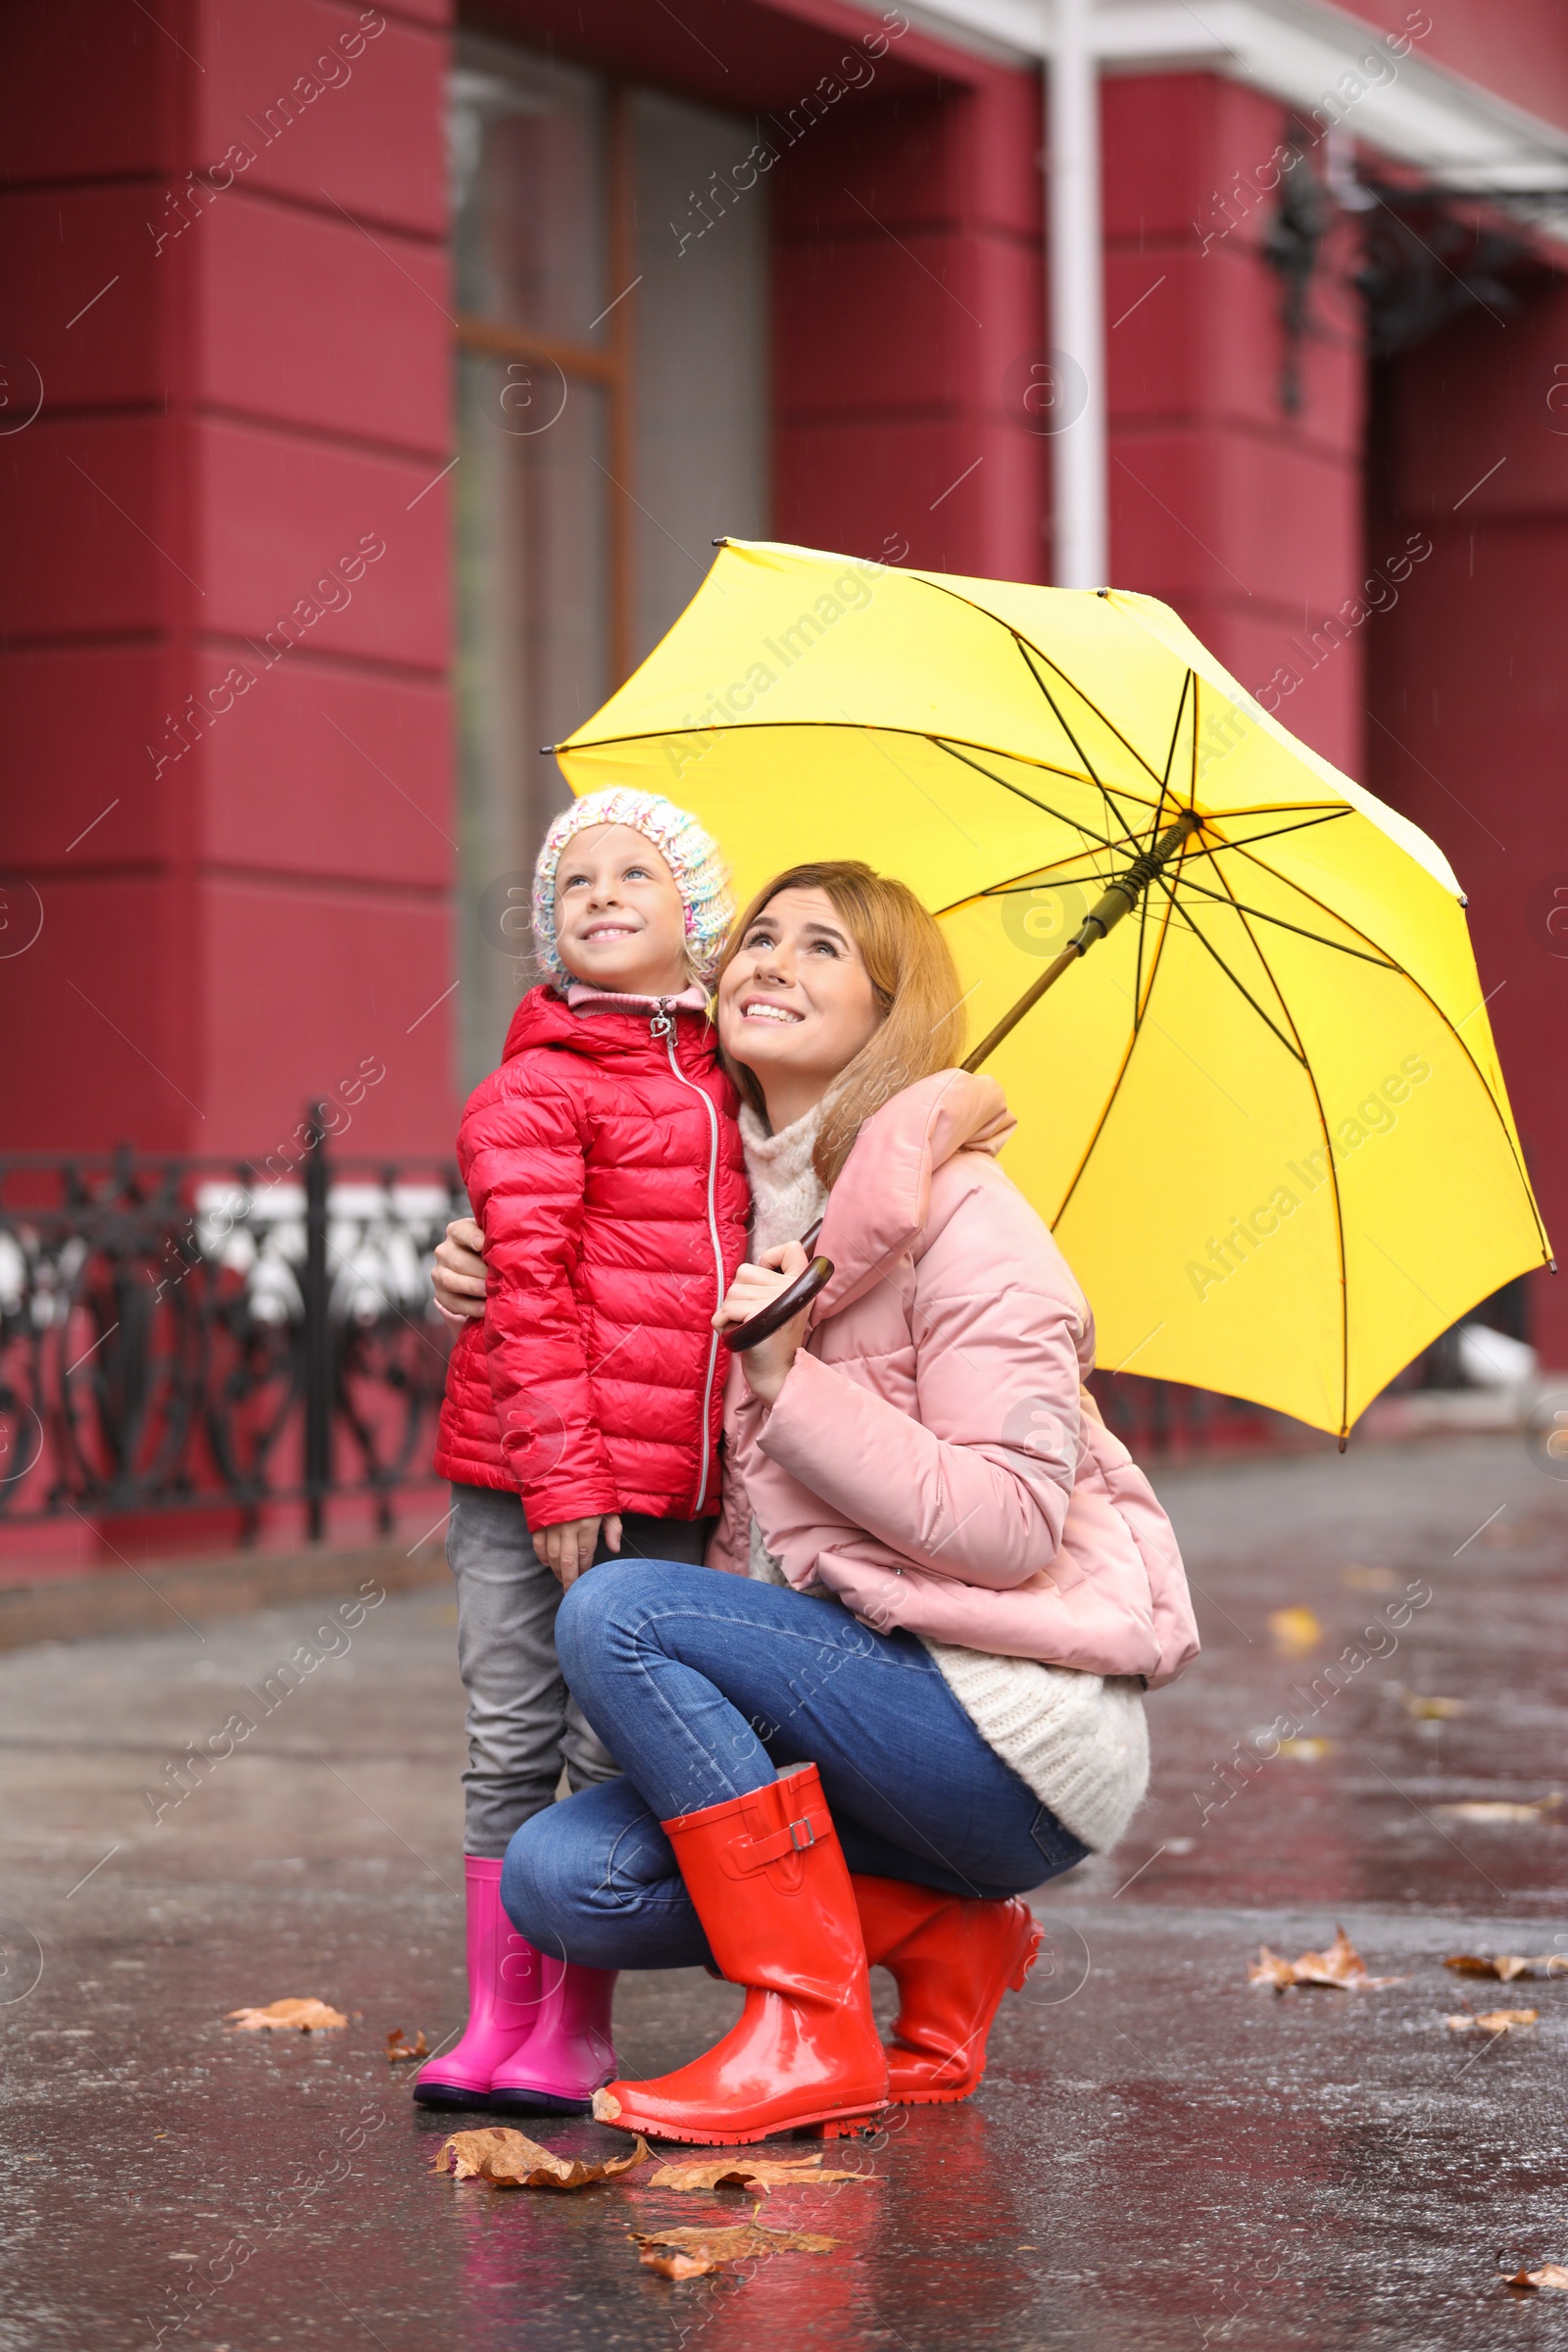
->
[1504, 2266, 1568, 2292]
[1249, 1927, 1403, 1991]
[1437, 1794, 1564, 1822]
[385, 2028, 428, 2063]
[1340, 1563, 1397, 1592]
[1445, 1954, 1541, 1982]
[1290, 1929, 1405, 1988]
[1445, 2008, 1538, 2033]
[1249, 1947, 1298, 1990]
[1267, 1606, 1322, 1654]
[225, 1998, 347, 2033]
[433, 2128, 650, 2190]
[647, 2152, 868, 2194]
[640, 2247, 719, 2280]
[631, 2223, 838, 2278]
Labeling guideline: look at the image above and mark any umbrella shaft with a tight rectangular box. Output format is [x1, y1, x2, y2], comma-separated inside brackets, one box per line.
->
[960, 945, 1081, 1071]
[962, 809, 1200, 1072]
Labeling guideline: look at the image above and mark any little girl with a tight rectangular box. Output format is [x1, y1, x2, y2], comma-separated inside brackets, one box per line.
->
[414, 789, 749, 2113]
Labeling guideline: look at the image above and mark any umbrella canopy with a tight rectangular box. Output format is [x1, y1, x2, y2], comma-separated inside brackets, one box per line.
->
[553, 538, 1549, 1439]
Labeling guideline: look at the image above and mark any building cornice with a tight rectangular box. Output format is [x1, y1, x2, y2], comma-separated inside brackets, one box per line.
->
[854, 0, 1568, 193]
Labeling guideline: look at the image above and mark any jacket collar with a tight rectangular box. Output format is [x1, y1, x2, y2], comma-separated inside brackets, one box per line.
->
[564, 981, 710, 1016]
[812, 1070, 1014, 1320]
[500, 984, 716, 1071]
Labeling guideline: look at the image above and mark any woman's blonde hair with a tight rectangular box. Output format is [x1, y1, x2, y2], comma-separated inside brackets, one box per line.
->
[714, 860, 966, 1189]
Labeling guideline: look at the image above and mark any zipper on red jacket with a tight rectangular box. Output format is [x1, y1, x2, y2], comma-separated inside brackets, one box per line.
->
[653, 1000, 723, 1516]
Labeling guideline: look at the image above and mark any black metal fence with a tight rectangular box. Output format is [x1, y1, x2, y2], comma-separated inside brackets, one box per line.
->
[0, 1110, 464, 1544]
[1, 1109, 1489, 1550]
[1088, 1369, 1329, 1461]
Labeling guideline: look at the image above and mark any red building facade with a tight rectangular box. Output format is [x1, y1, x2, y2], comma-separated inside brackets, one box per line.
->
[3, 0, 1566, 1365]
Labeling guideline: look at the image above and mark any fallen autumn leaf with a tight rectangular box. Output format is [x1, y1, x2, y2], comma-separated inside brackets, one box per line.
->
[1504, 2266, 1568, 2291]
[386, 2028, 428, 2063]
[434, 2127, 649, 2191]
[1436, 1794, 1563, 1822]
[1444, 1954, 1554, 1983]
[1248, 1927, 1404, 1991]
[1340, 1564, 1397, 1592]
[640, 2247, 716, 2281]
[226, 1999, 347, 2033]
[1267, 1606, 1322, 1654]
[1446, 2008, 1538, 2033]
[647, 2152, 868, 2194]
[631, 2223, 838, 2278]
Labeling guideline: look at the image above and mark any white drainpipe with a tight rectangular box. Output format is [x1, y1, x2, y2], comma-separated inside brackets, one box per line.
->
[1047, 0, 1108, 587]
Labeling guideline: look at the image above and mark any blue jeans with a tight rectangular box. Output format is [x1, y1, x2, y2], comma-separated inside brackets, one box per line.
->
[501, 1558, 1088, 1969]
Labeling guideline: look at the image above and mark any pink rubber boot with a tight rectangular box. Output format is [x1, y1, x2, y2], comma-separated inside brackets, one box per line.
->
[412, 1856, 542, 2109]
[488, 1956, 618, 2117]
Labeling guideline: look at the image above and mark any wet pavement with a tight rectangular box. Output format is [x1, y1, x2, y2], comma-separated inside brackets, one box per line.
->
[3, 1432, 1566, 2351]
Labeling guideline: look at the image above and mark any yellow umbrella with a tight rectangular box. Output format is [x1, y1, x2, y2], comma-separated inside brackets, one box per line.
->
[552, 537, 1550, 1441]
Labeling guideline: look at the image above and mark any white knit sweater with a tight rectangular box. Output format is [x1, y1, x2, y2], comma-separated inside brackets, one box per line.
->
[739, 1101, 829, 1256]
[739, 1102, 1149, 1854]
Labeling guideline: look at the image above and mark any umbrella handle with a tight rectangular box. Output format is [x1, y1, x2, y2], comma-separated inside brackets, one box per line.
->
[725, 1256, 834, 1351]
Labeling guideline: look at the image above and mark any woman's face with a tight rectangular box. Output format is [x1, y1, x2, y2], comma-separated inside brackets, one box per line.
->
[716, 886, 883, 1094]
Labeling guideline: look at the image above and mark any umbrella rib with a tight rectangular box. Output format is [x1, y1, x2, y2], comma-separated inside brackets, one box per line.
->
[1223, 846, 1553, 1270]
[1223, 834, 1443, 956]
[1158, 670, 1194, 800]
[1315, 1059, 1351, 1443]
[1012, 635, 1167, 791]
[933, 736, 1161, 814]
[1136, 714, 1194, 1019]
[563, 715, 1172, 823]
[930, 741, 1135, 856]
[1012, 644, 1146, 853]
[1049, 1026, 1147, 1234]
[1181, 811, 1353, 860]
[972, 864, 1126, 899]
[908, 571, 1170, 790]
[1415, 1003, 1553, 1265]
[1133, 790, 1176, 1023]
[560, 722, 1346, 856]
[1147, 875, 1307, 1064]
[1190, 851, 1351, 1438]
[1186, 676, 1201, 808]
[1165, 873, 1397, 965]
[929, 733, 1161, 821]
[1052, 848, 1196, 1226]
[1195, 801, 1347, 820]
[1134, 858, 1181, 1028]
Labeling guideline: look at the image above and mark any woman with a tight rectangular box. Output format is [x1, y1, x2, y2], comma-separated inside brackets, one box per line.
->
[433, 860, 1198, 2147]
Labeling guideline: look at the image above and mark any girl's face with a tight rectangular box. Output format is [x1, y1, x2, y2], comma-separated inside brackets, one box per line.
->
[553, 825, 690, 996]
[716, 886, 882, 1103]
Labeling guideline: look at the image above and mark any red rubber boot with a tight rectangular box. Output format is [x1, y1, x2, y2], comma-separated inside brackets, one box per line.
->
[412, 1855, 541, 2108]
[854, 1876, 1042, 2104]
[592, 1765, 888, 2146]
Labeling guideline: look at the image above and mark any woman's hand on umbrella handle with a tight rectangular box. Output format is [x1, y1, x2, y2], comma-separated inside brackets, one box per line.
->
[714, 1243, 811, 1404]
[433, 1216, 487, 1324]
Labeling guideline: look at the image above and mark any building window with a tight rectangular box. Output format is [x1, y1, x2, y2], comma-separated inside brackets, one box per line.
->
[451, 34, 769, 1087]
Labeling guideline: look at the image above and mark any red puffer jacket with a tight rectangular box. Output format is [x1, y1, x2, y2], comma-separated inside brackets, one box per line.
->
[433, 987, 751, 1527]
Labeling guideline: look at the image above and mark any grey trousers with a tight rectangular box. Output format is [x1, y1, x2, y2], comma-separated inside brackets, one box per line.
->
[447, 1483, 710, 1857]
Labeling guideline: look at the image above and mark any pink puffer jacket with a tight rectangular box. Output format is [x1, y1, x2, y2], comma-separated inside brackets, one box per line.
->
[709, 1071, 1199, 1689]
